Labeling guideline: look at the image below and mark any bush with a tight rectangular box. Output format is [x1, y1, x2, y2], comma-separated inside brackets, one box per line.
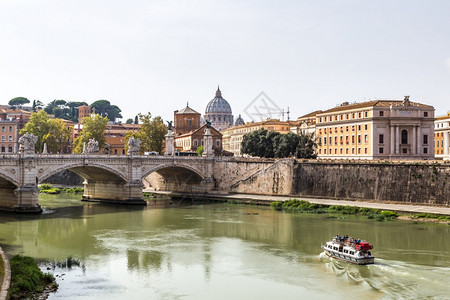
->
[381, 210, 398, 218]
[8, 255, 57, 299]
[38, 183, 52, 190]
[40, 188, 61, 194]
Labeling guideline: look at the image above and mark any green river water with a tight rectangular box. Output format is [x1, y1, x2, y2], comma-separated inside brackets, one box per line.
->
[1, 194, 450, 299]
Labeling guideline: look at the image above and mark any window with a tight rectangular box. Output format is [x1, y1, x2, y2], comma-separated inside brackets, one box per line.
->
[379, 111, 384, 117]
[423, 134, 428, 145]
[346, 126, 349, 132]
[335, 148, 337, 154]
[334, 136, 337, 144]
[340, 148, 343, 154]
[379, 147, 384, 154]
[423, 147, 428, 154]
[1, 127, 4, 132]
[319, 149, 322, 154]
[364, 134, 368, 143]
[114, 149, 117, 154]
[187, 118, 192, 126]
[358, 135, 361, 143]
[351, 148, 354, 154]
[1, 136, 4, 141]
[1, 146, 4, 152]
[364, 124, 368, 130]
[9, 126, 12, 132]
[201, 140, 204, 146]
[365, 148, 368, 154]
[401, 130, 408, 144]
[194, 140, 198, 146]
[324, 138, 327, 145]
[358, 125, 361, 131]
[324, 149, 327, 154]
[352, 136, 355, 144]
[424, 112, 428, 117]
[8, 136, 12, 141]
[358, 148, 361, 154]
[216, 140, 220, 146]
[379, 134, 384, 144]
[358, 112, 361, 118]
[318, 137, 322, 145]
[8, 146, 12, 153]
[365, 111, 368, 117]
[329, 137, 332, 144]
[346, 148, 349, 154]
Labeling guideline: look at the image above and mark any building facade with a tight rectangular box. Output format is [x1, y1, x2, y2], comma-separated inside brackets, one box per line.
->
[316, 97, 435, 160]
[290, 110, 322, 135]
[0, 108, 31, 153]
[174, 104, 201, 136]
[434, 113, 450, 160]
[221, 119, 292, 156]
[175, 124, 222, 153]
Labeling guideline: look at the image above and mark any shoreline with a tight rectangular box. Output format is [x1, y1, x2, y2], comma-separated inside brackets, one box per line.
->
[149, 191, 450, 217]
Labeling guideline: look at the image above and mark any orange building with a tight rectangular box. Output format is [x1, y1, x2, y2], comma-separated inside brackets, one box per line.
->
[174, 104, 201, 136]
[434, 113, 450, 160]
[316, 97, 435, 160]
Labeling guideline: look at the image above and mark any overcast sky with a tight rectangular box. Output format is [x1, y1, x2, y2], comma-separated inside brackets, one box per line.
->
[1, 0, 450, 123]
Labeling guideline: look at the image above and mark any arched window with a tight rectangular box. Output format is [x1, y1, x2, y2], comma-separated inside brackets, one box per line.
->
[401, 130, 408, 144]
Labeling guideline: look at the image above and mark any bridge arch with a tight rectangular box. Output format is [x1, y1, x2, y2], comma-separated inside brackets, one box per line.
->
[142, 163, 205, 192]
[39, 162, 128, 184]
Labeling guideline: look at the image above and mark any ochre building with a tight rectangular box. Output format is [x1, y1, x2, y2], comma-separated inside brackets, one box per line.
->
[221, 119, 293, 156]
[316, 96, 435, 160]
[434, 113, 450, 160]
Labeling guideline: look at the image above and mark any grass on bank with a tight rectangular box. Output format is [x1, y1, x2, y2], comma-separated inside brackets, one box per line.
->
[270, 199, 399, 221]
[38, 183, 83, 194]
[8, 255, 57, 300]
[411, 213, 450, 221]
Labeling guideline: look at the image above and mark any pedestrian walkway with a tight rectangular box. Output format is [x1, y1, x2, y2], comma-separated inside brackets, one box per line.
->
[150, 190, 450, 215]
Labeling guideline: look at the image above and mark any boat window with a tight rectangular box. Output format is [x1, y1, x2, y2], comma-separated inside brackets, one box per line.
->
[350, 251, 354, 255]
[344, 249, 348, 254]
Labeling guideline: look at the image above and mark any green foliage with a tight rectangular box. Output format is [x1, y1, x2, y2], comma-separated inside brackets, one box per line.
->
[9, 97, 30, 106]
[73, 114, 109, 153]
[91, 100, 122, 121]
[40, 188, 61, 194]
[196, 145, 204, 156]
[38, 183, 52, 190]
[241, 128, 317, 158]
[8, 255, 57, 299]
[295, 132, 317, 159]
[126, 118, 133, 124]
[412, 213, 450, 221]
[44, 100, 88, 122]
[20, 111, 72, 153]
[124, 113, 168, 154]
[271, 199, 396, 221]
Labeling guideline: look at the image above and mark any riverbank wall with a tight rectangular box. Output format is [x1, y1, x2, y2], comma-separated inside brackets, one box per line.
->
[0, 246, 10, 300]
[225, 160, 450, 206]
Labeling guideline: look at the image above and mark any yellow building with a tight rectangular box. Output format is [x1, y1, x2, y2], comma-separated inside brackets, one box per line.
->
[434, 113, 450, 160]
[316, 96, 435, 160]
[221, 119, 292, 156]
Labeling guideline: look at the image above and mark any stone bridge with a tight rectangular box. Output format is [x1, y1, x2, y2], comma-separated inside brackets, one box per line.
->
[0, 152, 288, 213]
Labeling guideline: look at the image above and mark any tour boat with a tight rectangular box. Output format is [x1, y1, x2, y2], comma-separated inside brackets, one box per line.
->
[321, 235, 375, 265]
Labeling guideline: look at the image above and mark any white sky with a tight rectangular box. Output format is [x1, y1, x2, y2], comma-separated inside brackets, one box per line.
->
[1, 0, 450, 122]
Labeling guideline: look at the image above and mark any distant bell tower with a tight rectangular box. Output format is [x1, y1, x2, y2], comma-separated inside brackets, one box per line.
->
[78, 105, 91, 121]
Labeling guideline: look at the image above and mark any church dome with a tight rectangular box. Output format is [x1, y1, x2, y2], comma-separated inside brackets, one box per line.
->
[205, 87, 232, 114]
[235, 114, 245, 126]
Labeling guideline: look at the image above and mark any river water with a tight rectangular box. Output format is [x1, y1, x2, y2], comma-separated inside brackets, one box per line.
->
[1, 194, 450, 299]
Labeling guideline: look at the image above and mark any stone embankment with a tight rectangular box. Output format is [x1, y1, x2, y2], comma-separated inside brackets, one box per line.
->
[0, 246, 10, 300]
[226, 159, 450, 206]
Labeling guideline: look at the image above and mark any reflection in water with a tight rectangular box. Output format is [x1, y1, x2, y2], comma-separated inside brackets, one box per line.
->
[0, 194, 449, 299]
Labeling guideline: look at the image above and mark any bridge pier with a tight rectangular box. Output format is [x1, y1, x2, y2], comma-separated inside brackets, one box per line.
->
[82, 180, 146, 205]
[14, 186, 42, 213]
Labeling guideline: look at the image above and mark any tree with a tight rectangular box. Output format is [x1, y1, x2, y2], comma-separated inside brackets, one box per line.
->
[295, 132, 317, 159]
[73, 114, 109, 153]
[20, 111, 71, 153]
[9, 97, 30, 107]
[241, 128, 281, 158]
[196, 145, 204, 156]
[91, 100, 122, 122]
[124, 113, 168, 154]
[134, 115, 138, 124]
[274, 132, 299, 158]
[126, 118, 134, 124]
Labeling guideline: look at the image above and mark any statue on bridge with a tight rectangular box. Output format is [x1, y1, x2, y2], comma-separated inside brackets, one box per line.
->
[86, 138, 99, 153]
[18, 133, 37, 153]
[167, 121, 174, 131]
[127, 137, 141, 155]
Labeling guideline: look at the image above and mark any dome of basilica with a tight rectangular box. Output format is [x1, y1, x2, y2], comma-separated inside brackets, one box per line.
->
[205, 88, 232, 114]
[204, 87, 234, 131]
